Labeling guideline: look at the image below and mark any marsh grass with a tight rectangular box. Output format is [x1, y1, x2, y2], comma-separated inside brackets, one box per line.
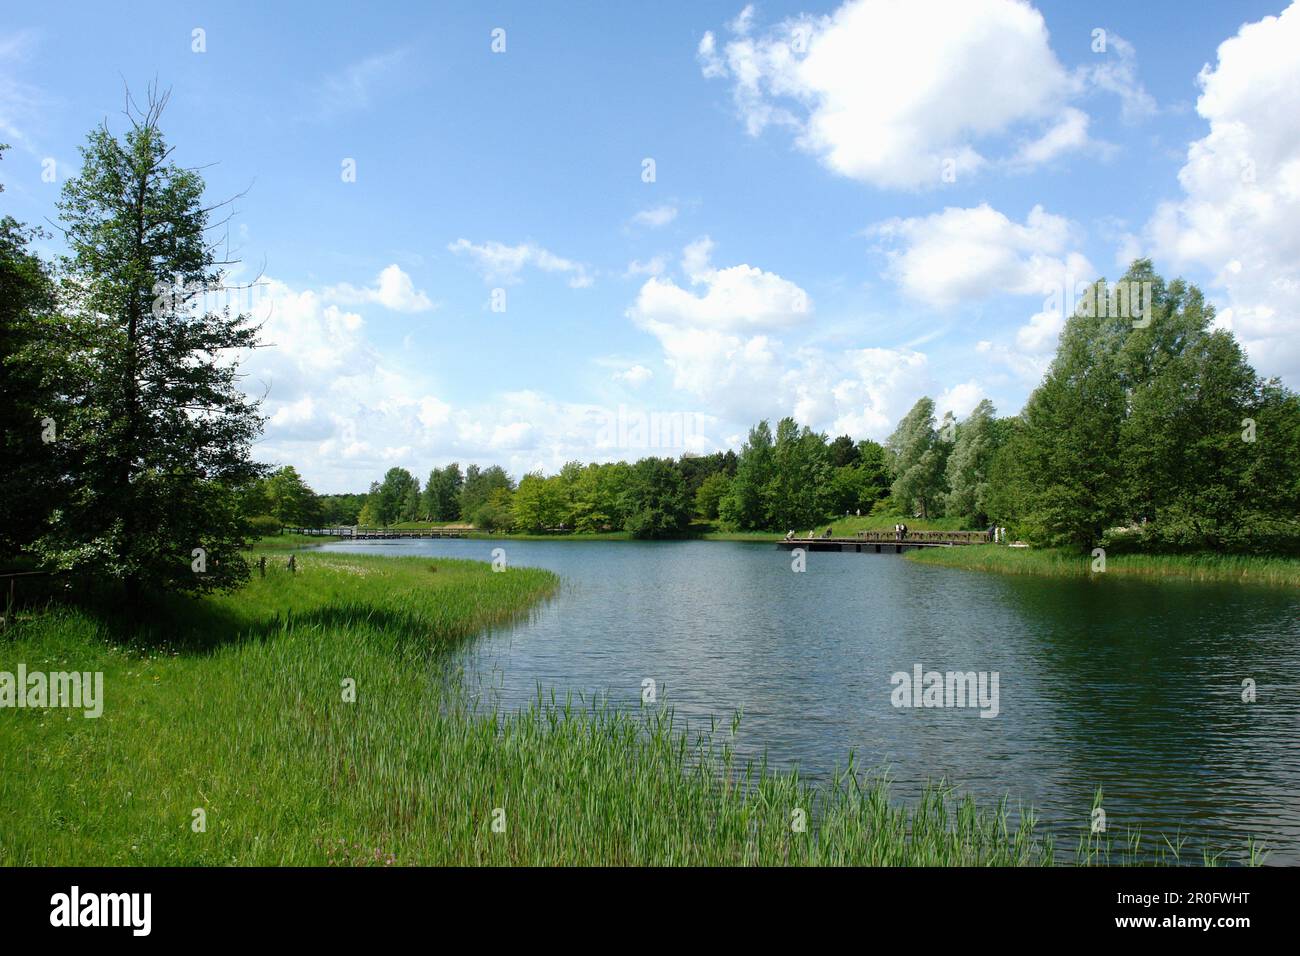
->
[0, 551, 1260, 865]
[907, 543, 1300, 587]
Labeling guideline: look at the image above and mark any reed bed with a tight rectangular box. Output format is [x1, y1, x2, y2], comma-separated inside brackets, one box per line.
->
[907, 544, 1300, 587]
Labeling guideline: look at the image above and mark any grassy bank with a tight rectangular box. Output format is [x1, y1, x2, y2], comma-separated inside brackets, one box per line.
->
[0, 549, 1057, 866]
[0, 551, 1258, 864]
[907, 543, 1300, 587]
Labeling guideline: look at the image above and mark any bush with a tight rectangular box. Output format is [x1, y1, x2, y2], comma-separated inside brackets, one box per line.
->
[246, 514, 283, 537]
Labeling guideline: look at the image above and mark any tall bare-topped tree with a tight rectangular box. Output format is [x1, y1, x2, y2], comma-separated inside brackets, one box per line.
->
[38, 87, 265, 599]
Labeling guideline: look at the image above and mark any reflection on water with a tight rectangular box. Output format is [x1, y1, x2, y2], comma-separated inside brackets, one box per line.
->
[322, 537, 1300, 863]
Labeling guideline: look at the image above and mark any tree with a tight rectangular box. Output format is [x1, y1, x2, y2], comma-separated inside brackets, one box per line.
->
[422, 463, 463, 521]
[0, 147, 60, 560]
[622, 457, 690, 538]
[460, 465, 513, 521]
[887, 398, 945, 518]
[261, 466, 319, 526]
[372, 467, 419, 525]
[828, 434, 860, 468]
[768, 418, 830, 529]
[720, 421, 775, 529]
[944, 399, 998, 524]
[512, 472, 568, 533]
[37, 92, 264, 597]
[694, 471, 731, 520]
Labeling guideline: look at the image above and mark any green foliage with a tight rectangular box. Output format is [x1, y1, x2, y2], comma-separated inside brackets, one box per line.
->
[422, 463, 464, 521]
[944, 399, 999, 525]
[887, 398, 948, 519]
[0, 153, 60, 559]
[993, 260, 1300, 553]
[29, 95, 264, 596]
[621, 457, 691, 538]
[693, 471, 732, 520]
[246, 514, 283, 537]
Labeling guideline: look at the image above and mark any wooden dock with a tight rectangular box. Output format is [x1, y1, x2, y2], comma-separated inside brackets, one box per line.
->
[776, 529, 991, 553]
[285, 527, 472, 540]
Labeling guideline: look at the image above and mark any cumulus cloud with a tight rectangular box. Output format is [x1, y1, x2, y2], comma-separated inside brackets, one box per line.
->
[325, 263, 434, 312]
[698, 0, 1088, 189]
[448, 238, 594, 288]
[872, 203, 1094, 308]
[625, 239, 947, 439]
[1146, 1, 1300, 379]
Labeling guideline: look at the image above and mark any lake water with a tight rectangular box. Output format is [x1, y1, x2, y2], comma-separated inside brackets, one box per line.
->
[322, 537, 1300, 863]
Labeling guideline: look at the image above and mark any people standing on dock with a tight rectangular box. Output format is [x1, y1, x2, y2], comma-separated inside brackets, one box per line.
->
[785, 530, 795, 540]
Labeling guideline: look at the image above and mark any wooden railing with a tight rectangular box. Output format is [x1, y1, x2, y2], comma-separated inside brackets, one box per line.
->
[852, 529, 992, 544]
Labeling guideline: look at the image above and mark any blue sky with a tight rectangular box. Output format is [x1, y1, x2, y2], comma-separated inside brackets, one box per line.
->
[3, 1, 1298, 492]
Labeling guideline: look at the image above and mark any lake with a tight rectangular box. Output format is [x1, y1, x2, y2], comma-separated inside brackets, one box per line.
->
[321, 537, 1300, 863]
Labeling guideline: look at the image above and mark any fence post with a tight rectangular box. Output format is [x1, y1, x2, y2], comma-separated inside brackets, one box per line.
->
[288, 554, 296, 574]
[259, 556, 266, 577]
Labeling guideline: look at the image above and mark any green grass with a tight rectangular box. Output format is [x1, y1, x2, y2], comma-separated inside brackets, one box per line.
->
[907, 543, 1300, 587]
[251, 532, 337, 550]
[0, 550, 1261, 865]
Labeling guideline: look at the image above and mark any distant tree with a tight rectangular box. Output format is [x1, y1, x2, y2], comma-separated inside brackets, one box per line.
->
[768, 418, 831, 529]
[828, 434, 860, 468]
[694, 471, 731, 520]
[374, 467, 419, 525]
[422, 463, 464, 521]
[944, 399, 998, 524]
[622, 457, 690, 538]
[887, 398, 945, 518]
[472, 487, 514, 532]
[512, 473, 568, 533]
[264, 466, 319, 526]
[720, 421, 775, 529]
[35, 91, 264, 598]
[460, 465, 513, 520]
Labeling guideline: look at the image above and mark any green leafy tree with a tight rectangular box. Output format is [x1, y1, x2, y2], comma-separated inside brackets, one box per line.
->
[0, 149, 60, 559]
[720, 421, 775, 529]
[37, 93, 264, 597]
[422, 463, 464, 521]
[694, 471, 731, 520]
[944, 399, 998, 524]
[264, 465, 319, 526]
[887, 398, 945, 518]
[622, 457, 690, 538]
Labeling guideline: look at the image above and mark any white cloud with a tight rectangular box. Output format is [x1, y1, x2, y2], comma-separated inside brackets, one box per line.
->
[625, 240, 947, 440]
[630, 204, 678, 228]
[613, 364, 654, 387]
[631, 236, 812, 334]
[624, 255, 668, 278]
[872, 203, 1094, 308]
[699, 0, 1085, 188]
[448, 238, 594, 288]
[1082, 33, 1157, 123]
[325, 264, 434, 313]
[936, 380, 987, 419]
[312, 47, 409, 119]
[1012, 107, 1091, 167]
[1146, 1, 1300, 379]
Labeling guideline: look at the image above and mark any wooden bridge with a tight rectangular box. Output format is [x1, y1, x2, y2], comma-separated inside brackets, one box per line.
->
[776, 529, 992, 553]
[284, 527, 472, 540]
